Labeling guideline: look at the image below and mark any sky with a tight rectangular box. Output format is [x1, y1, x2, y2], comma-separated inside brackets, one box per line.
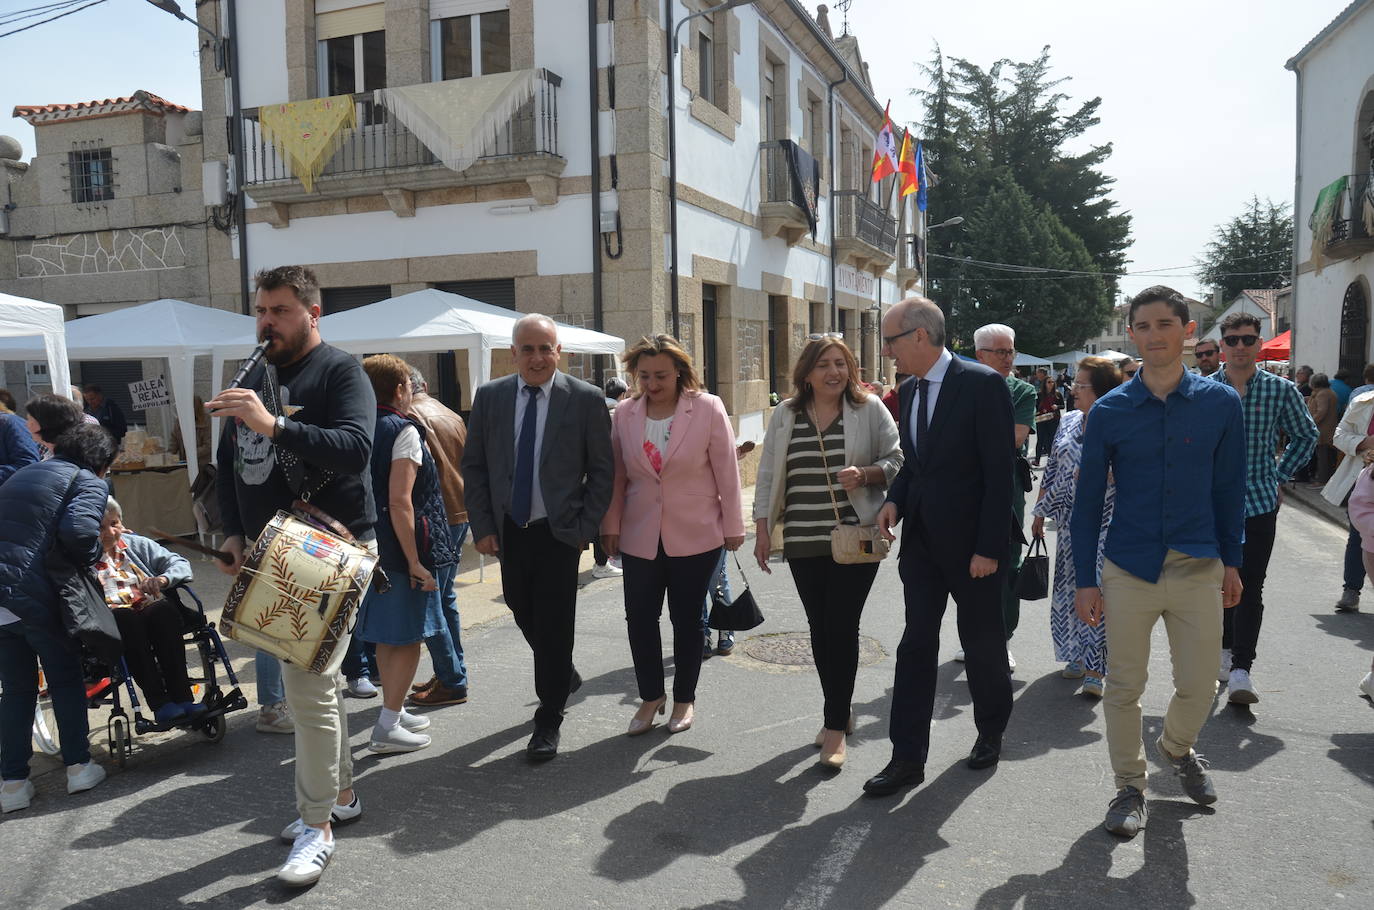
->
[0, 0, 1355, 304]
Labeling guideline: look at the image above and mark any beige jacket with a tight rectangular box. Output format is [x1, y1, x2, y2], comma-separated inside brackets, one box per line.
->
[754, 393, 903, 533]
[409, 392, 468, 524]
[1322, 389, 1374, 506]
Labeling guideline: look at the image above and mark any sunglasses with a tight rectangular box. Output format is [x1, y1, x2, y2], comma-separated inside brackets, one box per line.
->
[807, 332, 843, 341]
[1194, 348, 1219, 357]
[1222, 335, 1260, 348]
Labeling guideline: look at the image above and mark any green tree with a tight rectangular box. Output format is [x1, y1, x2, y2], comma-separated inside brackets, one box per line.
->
[912, 46, 1129, 349]
[1196, 196, 1293, 302]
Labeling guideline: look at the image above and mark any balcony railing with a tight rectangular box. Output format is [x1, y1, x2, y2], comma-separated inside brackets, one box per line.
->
[898, 232, 924, 283]
[834, 189, 898, 260]
[1327, 173, 1374, 253]
[241, 69, 562, 188]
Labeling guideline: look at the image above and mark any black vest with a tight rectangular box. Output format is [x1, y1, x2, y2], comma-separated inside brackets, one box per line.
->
[371, 408, 457, 572]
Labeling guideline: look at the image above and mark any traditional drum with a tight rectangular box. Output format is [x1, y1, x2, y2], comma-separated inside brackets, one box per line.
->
[220, 509, 378, 673]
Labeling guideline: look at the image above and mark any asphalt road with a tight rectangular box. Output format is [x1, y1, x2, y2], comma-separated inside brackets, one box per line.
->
[5, 496, 1372, 909]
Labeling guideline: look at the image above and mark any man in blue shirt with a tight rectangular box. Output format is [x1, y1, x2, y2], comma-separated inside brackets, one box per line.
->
[1210, 312, 1316, 705]
[1072, 285, 1246, 839]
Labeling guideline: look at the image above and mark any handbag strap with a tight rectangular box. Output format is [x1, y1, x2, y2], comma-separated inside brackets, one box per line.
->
[808, 407, 845, 527]
[730, 549, 751, 590]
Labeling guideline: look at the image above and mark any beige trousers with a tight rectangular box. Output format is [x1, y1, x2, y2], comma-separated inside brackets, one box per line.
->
[281, 632, 354, 825]
[1101, 550, 1223, 792]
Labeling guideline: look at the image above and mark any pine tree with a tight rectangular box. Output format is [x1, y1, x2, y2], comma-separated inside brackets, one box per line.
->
[1196, 197, 1293, 301]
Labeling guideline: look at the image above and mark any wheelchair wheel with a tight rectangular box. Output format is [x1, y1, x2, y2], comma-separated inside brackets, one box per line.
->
[109, 716, 129, 769]
[32, 701, 60, 756]
[202, 712, 226, 743]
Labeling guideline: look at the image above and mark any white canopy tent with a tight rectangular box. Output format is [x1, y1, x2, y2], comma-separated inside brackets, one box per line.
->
[1096, 349, 1134, 362]
[1049, 349, 1093, 366]
[312, 288, 627, 392]
[0, 299, 259, 482]
[1014, 352, 1051, 368]
[0, 293, 72, 398]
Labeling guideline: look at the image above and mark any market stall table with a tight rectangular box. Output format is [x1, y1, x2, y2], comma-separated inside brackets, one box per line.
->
[110, 464, 195, 537]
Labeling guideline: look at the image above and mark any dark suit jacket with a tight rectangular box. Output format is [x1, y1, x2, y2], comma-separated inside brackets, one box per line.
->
[885, 355, 1015, 566]
[461, 370, 614, 551]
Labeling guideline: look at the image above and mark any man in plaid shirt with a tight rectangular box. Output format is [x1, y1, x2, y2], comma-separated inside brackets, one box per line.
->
[1210, 311, 1317, 705]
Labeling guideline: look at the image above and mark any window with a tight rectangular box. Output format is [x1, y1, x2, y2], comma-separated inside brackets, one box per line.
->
[701, 284, 719, 394]
[319, 30, 386, 95]
[433, 9, 510, 81]
[697, 20, 715, 105]
[68, 148, 114, 203]
[807, 95, 824, 159]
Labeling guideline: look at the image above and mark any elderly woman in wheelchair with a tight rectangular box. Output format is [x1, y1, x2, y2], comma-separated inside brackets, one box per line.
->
[96, 497, 202, 726]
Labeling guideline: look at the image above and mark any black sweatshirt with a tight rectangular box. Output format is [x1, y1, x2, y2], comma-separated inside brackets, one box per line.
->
[216, 342, 376, 541]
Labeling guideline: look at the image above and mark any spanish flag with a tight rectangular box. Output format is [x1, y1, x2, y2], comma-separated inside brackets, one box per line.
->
[897, 131, 919, 197]
[871, 102, 899, 182]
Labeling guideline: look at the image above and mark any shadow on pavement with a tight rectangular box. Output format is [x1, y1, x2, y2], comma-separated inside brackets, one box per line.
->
[1004, 671, 1104, 759]
[1197, 701, 1285, 774]
[972, 803, 1202, 909]
[1328, 732, 1374, 789]
[1310, 612, 1374, 648]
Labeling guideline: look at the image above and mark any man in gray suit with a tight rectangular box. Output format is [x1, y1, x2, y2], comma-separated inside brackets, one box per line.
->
[461, 314, 614, 760]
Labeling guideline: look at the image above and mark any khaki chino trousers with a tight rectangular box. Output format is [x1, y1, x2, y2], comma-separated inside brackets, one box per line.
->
[1102, 550, 1223, 792]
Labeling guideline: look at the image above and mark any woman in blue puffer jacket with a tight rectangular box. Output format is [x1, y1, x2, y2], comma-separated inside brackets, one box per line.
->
[0, 423, 117, 814]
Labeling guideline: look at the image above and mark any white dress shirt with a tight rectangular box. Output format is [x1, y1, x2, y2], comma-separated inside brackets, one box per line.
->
[908, 347, 953, 450]
[513, 371, 557, 522]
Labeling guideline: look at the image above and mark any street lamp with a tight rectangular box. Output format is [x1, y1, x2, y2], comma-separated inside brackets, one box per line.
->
[928, 215, 963, 230]
[144, 0, 225, 70]
[666, 0, 760, 338]
[923, 214, 963, 316]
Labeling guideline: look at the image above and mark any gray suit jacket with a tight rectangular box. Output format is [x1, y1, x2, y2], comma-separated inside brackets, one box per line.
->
[461, 370, 614, 551]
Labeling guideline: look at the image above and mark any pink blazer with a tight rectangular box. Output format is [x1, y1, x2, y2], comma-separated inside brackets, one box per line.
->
[601, 391, 745, 559]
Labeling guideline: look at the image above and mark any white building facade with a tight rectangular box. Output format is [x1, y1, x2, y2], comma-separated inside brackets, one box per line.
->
[197, 0, 918, 425]
[1287, 0, 1374, 376]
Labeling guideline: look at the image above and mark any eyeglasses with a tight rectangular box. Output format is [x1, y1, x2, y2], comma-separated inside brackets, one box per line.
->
[1072, 381, 1094, 390]
[881, 327, 920, 346]
[807, 332, 843, 341]
[977, 348, 1015, 358]
[1222, 334, 1260, 348]
[1122, 368, 1138, 376]
[1194, 348, 1219, 357]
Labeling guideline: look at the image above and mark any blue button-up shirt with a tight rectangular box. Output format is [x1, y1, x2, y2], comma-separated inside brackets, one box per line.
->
[1071, 368, 1246, 587]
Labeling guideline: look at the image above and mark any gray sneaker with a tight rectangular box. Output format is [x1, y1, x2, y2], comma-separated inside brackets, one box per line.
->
[1156, 737, 1217, 805]
[256, 701, 294, 734]
[1336, 589, 1361, 613]
[1104, 786, 1146, 838]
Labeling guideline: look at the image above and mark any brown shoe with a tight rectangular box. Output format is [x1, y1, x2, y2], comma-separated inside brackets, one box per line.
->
[411, 675, 438, 694]
[408, 683, 468, 707]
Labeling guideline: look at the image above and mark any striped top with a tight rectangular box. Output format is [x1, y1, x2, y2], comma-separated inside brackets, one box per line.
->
[782, 412, 859, 558]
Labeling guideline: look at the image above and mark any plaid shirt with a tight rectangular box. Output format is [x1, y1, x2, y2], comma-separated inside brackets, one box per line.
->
[1211, 366, 1318, 517]
[95, 538, 147, 608]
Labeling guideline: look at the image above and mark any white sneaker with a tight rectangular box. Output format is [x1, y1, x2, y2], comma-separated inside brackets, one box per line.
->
[1359, 671, 1374, 700]
[66, 761, 106, 794]
[277, 826, 335, 887]
[1218, 648, 1232, 684]
[592, 562, 623, 579]
[346, 677, 379, 699]
[1007, 650, 1016, 673]
[954, 649, 966, 662]
[257, 701, 294, 734]
[1227, 668, 1259, 705]
[398, 709, 431, 732]
[368, 723, 431, 753]
[1, 779, 35, 813]
[280, 794, 363, 842]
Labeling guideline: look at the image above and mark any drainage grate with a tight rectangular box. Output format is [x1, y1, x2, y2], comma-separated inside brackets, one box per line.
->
[740, 631, 887, 668]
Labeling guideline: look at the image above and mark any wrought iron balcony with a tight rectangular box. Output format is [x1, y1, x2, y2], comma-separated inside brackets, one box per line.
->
[833, 189, 898, 270]
[897, 232, 923, 289]
[240, 69, 563, 206]
[758, 139, 819, 246]
[1325, 173, 1374, 259]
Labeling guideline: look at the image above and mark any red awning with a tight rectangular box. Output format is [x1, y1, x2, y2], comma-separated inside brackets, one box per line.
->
[1259, 330, 1291, 361]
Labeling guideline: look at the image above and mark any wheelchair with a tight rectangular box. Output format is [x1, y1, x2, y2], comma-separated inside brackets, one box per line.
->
[32, 584, 248, 768]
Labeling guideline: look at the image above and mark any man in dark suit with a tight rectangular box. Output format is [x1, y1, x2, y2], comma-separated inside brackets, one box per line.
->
[461, 314, 614, 760]
[865, 297, 1016, 796]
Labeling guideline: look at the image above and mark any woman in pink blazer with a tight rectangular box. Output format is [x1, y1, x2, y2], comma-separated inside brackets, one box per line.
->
[601, 335, 745, 736]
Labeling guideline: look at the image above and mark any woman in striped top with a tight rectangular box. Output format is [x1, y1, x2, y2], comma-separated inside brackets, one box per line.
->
[753, 337, 903, 770]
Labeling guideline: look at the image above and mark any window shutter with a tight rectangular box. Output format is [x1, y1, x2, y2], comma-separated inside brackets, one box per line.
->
[430, 0, 509, 19]
[321, 285, 391, 314]
[433, 279, 516, 309]
[316, 2, 385, 41]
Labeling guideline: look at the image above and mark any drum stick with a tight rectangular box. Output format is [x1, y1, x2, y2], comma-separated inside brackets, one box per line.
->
[148, 529, 234, 564]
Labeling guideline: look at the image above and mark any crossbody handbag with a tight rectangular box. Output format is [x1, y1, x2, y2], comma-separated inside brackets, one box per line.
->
[812, 409, 890, 565]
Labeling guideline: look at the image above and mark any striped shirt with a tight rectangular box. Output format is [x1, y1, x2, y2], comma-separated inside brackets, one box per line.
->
[1209, 366, 1318, 517]
[782, 413, 858, 558]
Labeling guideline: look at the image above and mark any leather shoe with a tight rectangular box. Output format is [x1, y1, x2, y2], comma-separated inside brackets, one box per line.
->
[862, 759, 925, 796]
[967, 734, 1002, 770]
[526, 727, 560, 761]
[569, 668, 583, 694]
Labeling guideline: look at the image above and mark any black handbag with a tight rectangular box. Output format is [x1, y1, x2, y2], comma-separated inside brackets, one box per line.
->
[45, 472, 123, 663]
[1014, 535, 1051, 601]
[708, 551, 765, 632]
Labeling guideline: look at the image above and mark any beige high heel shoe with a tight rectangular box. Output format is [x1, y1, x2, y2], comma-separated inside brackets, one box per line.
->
[818, 729, 847, 769]
[667, 702, 695, 734]
[627, 697, 666, 736]
[813, 712, 857, 747]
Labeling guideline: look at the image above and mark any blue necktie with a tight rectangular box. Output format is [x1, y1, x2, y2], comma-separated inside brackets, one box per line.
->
[511, 385, 542, 526]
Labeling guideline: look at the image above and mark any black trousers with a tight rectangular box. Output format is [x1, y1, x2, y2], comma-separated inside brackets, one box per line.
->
[111, 599, 192, 710]
[788, 556, 881, 731]
[890, 546, 1013, 763]
[501, 517, 582, 729]
[622, 543, 721, 703]
[1223, 508, 1279, 673]
[1035, 418, 1058, 460]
